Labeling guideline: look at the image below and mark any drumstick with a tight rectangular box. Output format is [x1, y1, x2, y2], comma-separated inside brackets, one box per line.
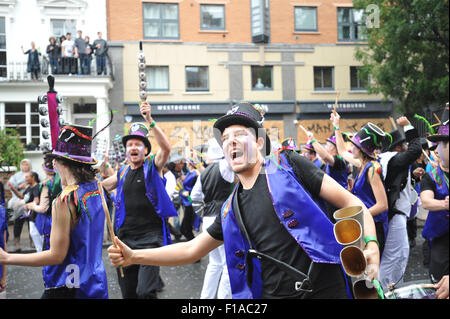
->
[389, 117, 397, 130]
[299, 124, 308, 136]
[422, 149, 433, 164]
[333, 92, 340, 114]
[433, 113, 441, 125]
[97, 179, 124, 278]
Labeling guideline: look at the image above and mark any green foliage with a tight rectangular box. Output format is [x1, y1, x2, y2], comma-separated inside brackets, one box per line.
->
[0, 128, 25, 169]
[353, 0, 449, 116]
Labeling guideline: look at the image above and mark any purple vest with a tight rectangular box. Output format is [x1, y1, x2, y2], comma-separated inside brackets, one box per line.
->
[326, 156, 348, 189]
[115, 156, 177, 245]
[422, 167, 449, 240]
[221, 154, 342, 299]
[0, 204, 7, 279]
[351, 161, 388, 240]
[42, 181, 108, 298]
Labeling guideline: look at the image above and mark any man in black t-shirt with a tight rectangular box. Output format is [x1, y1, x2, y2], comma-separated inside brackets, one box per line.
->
[108, 103, 380, 299]
[102, 101, 173, 298]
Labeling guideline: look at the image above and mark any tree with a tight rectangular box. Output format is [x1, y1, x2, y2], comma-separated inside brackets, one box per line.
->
[353, 0, 449, 116]
[0, 128, 24, 170]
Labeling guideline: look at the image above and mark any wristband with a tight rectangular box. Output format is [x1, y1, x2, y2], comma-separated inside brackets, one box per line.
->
[310, 139, 316, 144]
[364, 235, 380, 248]
[334, 126, 340, 130]
[149, 121, 156, 128]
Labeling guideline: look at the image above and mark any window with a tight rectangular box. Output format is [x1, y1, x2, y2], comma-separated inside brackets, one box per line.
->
[0, 17, 6, 78]
[143, 3, 179, 39]
[146, 66, 169, 91]
[186, 66, 209, 91]
[338, 8, 366, 41]
[51, 19, 77, 37]
[200, 4, 225, 30]
[4, 103, 40, 145]
[314, 67, 334, 90]
[251, 66, 273, 90]
[294, 7, 317, 32]
[350, 66, 368, 90]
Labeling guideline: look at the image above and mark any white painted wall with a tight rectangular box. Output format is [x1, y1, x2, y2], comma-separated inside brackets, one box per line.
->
[1, 0, 107, 66]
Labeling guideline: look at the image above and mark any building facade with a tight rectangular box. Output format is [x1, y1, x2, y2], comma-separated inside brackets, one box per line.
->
[107, 0, 393, 156]
[0, 0, 114, 176]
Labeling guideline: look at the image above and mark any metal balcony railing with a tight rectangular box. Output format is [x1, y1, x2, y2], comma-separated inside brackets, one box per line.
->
[2, 54, 114, 81]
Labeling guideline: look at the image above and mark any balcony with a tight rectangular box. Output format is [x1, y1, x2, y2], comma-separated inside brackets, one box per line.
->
[1, 55, 114, 82]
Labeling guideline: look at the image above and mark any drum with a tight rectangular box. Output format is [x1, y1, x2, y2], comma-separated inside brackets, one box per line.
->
[385, 283, 436, 299]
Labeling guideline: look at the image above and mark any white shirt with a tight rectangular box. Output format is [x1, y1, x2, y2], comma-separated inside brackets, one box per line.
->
[164, 170, 177, 200]
[62, 39, 75, 57]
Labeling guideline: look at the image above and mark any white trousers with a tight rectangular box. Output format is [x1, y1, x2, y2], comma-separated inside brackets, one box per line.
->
[200, 216, 232, 299]
[379, 214, 409, 289]
[29, 221, 43, 252]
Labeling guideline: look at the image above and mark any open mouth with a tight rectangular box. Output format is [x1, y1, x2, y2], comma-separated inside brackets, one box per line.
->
[128, 150, 141, 158]
[230, 149, 244, 161]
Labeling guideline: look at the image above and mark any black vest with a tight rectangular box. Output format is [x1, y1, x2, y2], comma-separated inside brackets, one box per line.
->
[201, 161, 234, 217]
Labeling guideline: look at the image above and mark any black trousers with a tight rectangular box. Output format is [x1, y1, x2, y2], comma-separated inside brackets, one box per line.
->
[374, 221, 386, 256]
[61, 57, 77, 74]
[180, 205, 195, 240]
[13, 218, 28, 239]
[117, 230, 164, 299]
[429, 231, 449, 282]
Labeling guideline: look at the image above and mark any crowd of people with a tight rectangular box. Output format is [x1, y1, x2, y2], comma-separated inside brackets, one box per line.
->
[0, 100, 448, 300]
[21, 30, 109, 80]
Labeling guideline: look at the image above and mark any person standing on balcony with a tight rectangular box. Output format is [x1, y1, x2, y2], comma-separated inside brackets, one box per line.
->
[46, 37, 59, 75]
[85, 36, 94, 75]
[75, 30, 88, 75]
[61, 32, 77, 75]
[93, 31, 108, 75]
[22, 42, 41, 81]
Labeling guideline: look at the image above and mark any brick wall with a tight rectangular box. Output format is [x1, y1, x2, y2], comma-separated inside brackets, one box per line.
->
[107, 0, 353, 44]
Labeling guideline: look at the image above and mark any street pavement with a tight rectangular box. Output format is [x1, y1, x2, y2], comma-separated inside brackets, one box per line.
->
[2, 220, 431, 299]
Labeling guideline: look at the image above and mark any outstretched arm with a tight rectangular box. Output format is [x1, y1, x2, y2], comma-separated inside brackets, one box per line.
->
[108, 231, 222, 268]
[307, 131, 335, 166]
[0, 199, 72, 266]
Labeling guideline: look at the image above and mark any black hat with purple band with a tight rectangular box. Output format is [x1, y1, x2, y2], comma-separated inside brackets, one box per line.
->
[122, 123, 152, 155]
[428, 104, 449, 143]
[48, 124, 97, 165]
[213, 102, 271, 155]
[350, 122, 386, 159]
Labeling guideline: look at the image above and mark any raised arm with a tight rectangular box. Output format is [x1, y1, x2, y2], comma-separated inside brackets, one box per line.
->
[307, 131, 335, 166]
[140, 101, 171, 174]
[331, 111, 361, 168]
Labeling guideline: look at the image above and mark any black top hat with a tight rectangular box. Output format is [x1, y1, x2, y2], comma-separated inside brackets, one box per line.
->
[122, 123, 152, 155]
[428, 105, 449, 142]
[387, 129, 405, 151]
[213, 102, 271, 155]
[49, 124, 97, 165]
[350, 122, 386, 159]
